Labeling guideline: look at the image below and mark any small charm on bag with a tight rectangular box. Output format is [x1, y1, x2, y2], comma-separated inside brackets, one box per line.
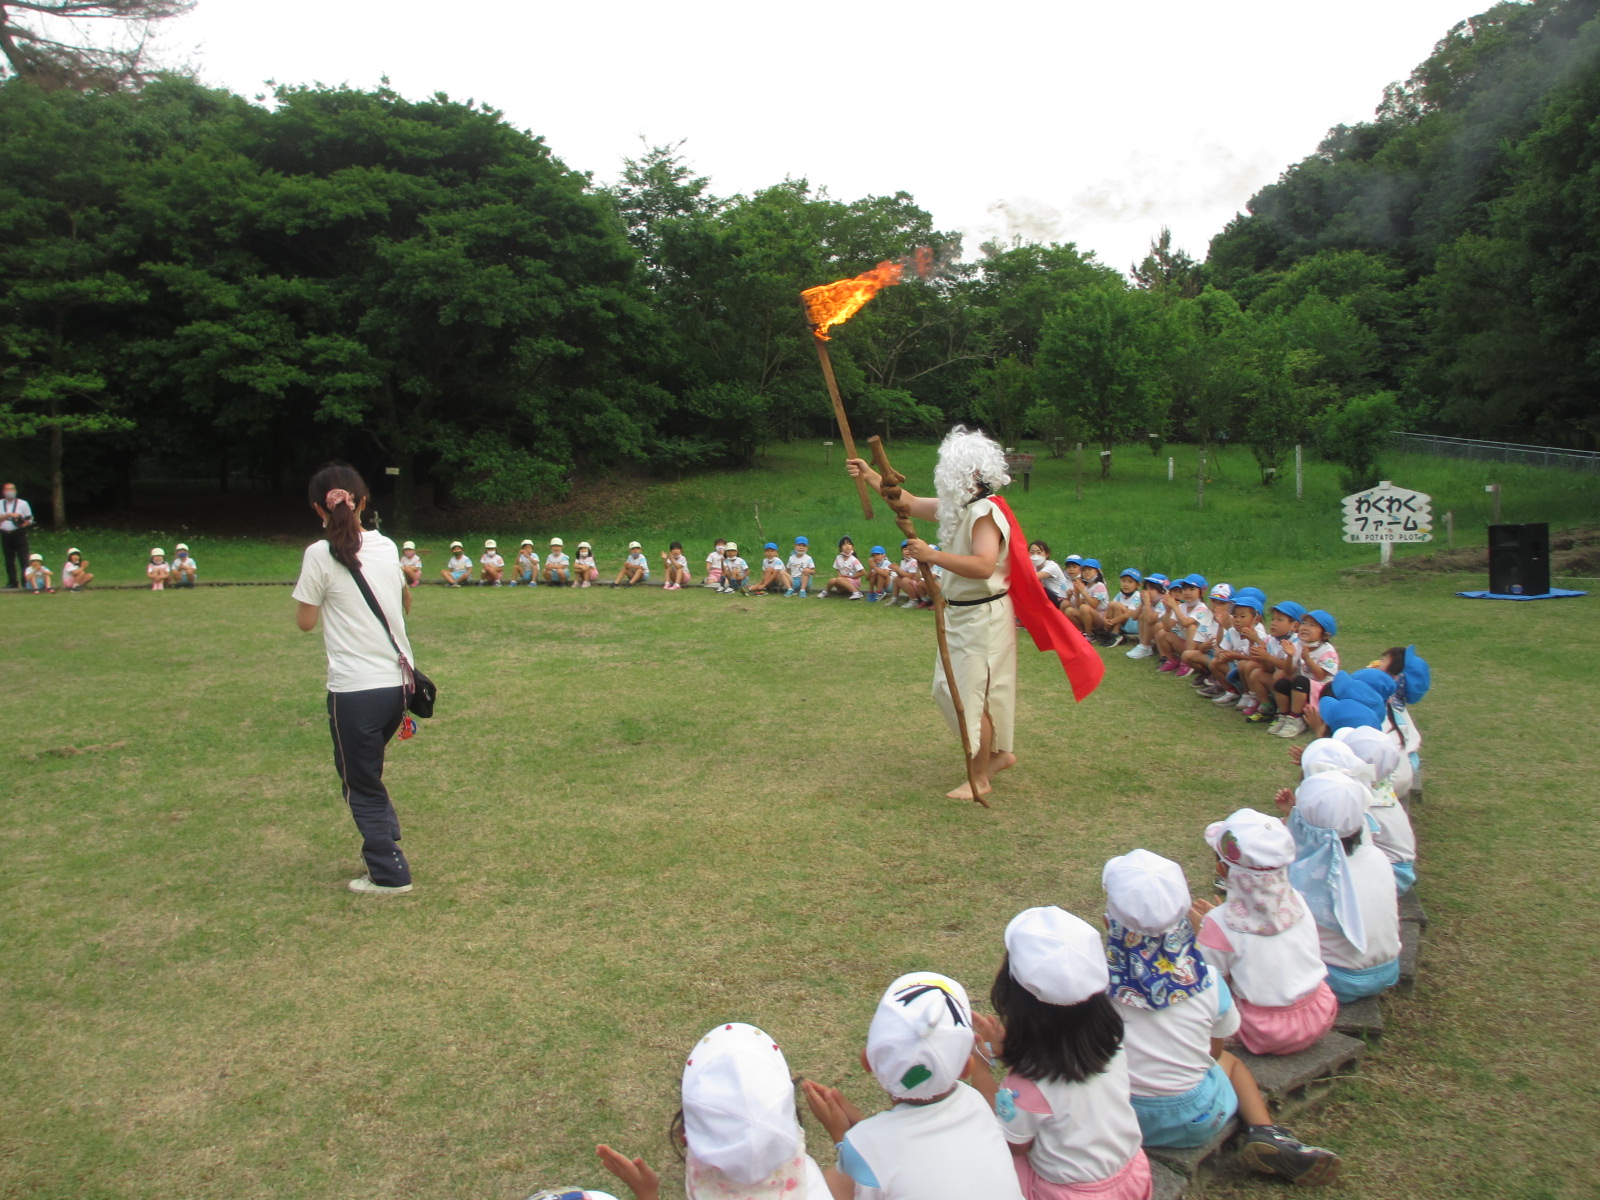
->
[398, 713, 417, 741]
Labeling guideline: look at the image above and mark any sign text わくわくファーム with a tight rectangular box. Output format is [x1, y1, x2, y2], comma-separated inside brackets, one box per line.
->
[1342, 481, 1432, 565]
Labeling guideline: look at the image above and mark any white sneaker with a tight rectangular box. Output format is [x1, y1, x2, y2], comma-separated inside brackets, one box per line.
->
[848, 591, 865, 600]
[348, 876, 412, 894]
[1235, 692, 1254, 708]
[1273, 716, 1307, 739]
[1212, 689, 1242, 706]
[1126, 644, 1155, 659]
[1266, 715, 1286, 735]
[901, 597, 919, 608]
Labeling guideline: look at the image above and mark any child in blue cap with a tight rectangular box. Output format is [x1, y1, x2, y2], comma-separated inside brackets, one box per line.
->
[753, 542, 789, 593]
[1242, 601, 1304, 725]
[785, 536, 815, 596]
[1212, 589, 1266, 708]
[1064, 558, 1111, 640]
[865, 545, 894, 601]
[1104, 568, 1142, 646]
[1270, 609, 1339, 739]
[1127, 574, 1169, 659]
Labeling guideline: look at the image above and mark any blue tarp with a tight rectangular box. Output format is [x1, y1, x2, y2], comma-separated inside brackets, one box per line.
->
[1455, 589, 1587, 601]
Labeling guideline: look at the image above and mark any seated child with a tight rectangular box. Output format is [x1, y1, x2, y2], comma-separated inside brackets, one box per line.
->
[440, 541, 471, 587]
[1194, 808, 1338, 1055]
[1029, 542, 1069, 608]
[480, 539, 505, 585]
[1241, 602, 1303, 726]
[823, 537, 865, 598]
[400, 541, 423, 587]
[1104, 851, 1342, 1186]
[61, 548, 94, 591]
[170, 543, 198, 588]
[1332, 727, 1418, 893]
[1369, 645, 1429, 791]
[1353, 665, 1417, 798]
[512, 540, 539, 587]
[146, 548, 170, 591]
[975, 907, 1151, 1200]
[718, 542, 749, 593]
[1103, 569, 1142, 647]
[1209, 589, 1266, 708]
[544, 539, 572, 585]
[661, 542, 690, 590]
[1126, 575, 1167, 660]
[891, 540, 924, 608]
[786, 536, 815, 596]
[1064, 559, 1111, 641]
[1189, 584, 1236, 696]
[753, 542, 790, 593]
[802, 972, 1025, 1200]
[574, 541, 598, 586]
[1159, 575, 1213, 676]
[1270, 609, 1338, 737]
[25, 552, 54, 592]
[865, 545, 894, 601]
[598, 1022, 829, 1200]
[613, 541, 649, 587]
[704, 539, 726, 589]
[1276, 774, 1402, 1003]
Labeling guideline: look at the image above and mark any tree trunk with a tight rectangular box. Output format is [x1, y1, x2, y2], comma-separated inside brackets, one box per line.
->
[49, 404, 65, 530]
[1100, 437, 1113, 481]
[393, 447, 417, 529]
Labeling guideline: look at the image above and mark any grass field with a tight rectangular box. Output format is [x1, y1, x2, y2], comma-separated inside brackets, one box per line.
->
[5, 450, 1600, 1200]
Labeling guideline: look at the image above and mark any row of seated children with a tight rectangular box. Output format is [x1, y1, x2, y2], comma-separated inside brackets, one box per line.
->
[19, 545, 197, 592]
[421, 538, 606, 588]
[704, 536, 937, 606]
[540, 820, 1410, 1200]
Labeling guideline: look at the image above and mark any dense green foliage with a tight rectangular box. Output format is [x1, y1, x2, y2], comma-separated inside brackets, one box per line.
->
[3, 0, 1598, 527]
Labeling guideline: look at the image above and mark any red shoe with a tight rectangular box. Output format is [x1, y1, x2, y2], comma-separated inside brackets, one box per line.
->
[1175, 665, 1195, 678]
[1157, 659, 1179, 673]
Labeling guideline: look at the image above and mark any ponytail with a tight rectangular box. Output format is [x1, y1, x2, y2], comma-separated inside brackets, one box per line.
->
[308, 463, 369, 572]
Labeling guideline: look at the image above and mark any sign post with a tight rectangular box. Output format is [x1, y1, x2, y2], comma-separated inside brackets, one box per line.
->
[1342, 480, 1433, 567]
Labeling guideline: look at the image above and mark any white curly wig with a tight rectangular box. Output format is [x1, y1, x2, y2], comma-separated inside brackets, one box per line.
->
[934, 425, 1010, 545]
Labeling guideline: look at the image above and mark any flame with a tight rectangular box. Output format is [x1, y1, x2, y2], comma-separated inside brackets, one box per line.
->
[802, 248, 935, 339]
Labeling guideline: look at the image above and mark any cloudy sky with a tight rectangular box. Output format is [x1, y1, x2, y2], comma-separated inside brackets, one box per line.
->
[165, 0, 1479, 271]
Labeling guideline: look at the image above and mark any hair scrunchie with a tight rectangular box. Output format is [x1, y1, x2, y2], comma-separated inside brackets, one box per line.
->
[325, 489, 355, 510]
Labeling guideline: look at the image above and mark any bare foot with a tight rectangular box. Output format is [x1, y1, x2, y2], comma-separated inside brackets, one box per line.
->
[946, 778, 993, 801]
[990, 751, 1017, 775]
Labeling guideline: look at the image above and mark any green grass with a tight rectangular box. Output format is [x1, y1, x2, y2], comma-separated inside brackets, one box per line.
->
[4, 452, 1600, 1200]
[21, 439, 1600, 586]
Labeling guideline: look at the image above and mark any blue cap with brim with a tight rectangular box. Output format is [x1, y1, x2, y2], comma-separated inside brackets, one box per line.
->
[1186, 574, 1209, 592]
[1146, 573, 1169, 588]
[1353, 667, 1398, 702]
[763, 542, 778, 550]
[1272, 600, 1308, 623]
[794, 536, 808, 545]
[1329, 671, 1383, 713]
[1232, 595, 1264, 615]
[1081, 558, 1102, 571]
[870, 545, 886, 555]
[1307, 609, 1338, 637]
[1404, 645, 1431, 704]
[1119, 568, 1142, 582]
[1065, 554, 1083, 563]
[1321, 698, 1382, 734]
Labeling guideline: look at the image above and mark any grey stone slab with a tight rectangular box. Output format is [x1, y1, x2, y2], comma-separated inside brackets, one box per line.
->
[1397, 935, 1419, 996]
[1150, 1159, 1188, 1200]
[1399, 888, 1428, 930]
[1334, 994, 1384, 1041]
[1145, 1120, 1238, 1179]
[1235, 1032, 1367, 1119]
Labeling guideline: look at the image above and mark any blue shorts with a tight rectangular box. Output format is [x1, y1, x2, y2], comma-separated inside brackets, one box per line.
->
[1123, 617, 1140, 634]
[1131, 1062, 1238, 1148]
[1392, 860, 1417, 894]
[1326, 958, 1400, 1003]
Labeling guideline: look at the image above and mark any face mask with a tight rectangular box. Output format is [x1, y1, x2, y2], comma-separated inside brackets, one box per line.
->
[1030, 554, 1045, 567]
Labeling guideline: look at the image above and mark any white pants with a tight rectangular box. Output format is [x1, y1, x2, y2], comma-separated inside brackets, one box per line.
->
[933, 595, 1018, 754]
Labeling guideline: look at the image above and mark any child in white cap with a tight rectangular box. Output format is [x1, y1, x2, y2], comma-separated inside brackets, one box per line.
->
[400, 541, 423, 587]
[574, 542, 598, 586]
[1193, 809, 1337, 1055]
[544, 539, 571, 585]
[61, 548, 93, 591]
[614, 541, 649, 587]
[662, 542, 691, 590]
[170, 543, 198, 588]
[1103, 851, 1342, 1187]
[1277, 774, 1402, 1003]
[718, 543, 748, 594]
[598, 1022, 829, 1200]
[146, 548, 169, 591]
[802, 972, 1024, 1200]
[440, 541, 471, 586]
[972, 908, 1150, 1200]
[24, 552, 53, 592]
[480, 539, 505, 585]
[512, 540, 539, 587]
[1329, 728, 1417, 892]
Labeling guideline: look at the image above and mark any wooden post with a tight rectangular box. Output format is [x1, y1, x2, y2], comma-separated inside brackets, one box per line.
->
[1488, 483, 1502, 524]
[1075, 442, 1083, 502]
[1167, 456, 1173, 482]
[1445, 510, 1454, 549]
[813, 334, 875, 520]
[1380, 540, 1393, 568]
[1295, 444, 1303, 500]
[866, 435, 987, 808]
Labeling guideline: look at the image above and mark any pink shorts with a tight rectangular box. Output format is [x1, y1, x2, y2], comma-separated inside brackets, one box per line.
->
[1235, 981, 1338, 1055]
[1014, 1149, 1152, 1200]
[706, 568, 722, 584]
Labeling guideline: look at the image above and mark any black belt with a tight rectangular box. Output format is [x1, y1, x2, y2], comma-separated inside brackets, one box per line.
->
[946, 590, 1008, 607]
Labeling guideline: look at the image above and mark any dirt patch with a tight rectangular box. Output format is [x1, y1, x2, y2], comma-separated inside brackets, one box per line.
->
[1349, 525, 1600, 577]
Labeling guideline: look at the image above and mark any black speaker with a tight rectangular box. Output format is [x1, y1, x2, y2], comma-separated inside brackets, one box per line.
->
[1488, 522, 1550, 596]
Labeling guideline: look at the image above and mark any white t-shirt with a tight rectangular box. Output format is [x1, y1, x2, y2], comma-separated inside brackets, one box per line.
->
[1302, 640, 1339, 680]
[1197, 904, 1327, 1008]
[292, 531, 415, 694]
[707, 548, 726, 568]
[898, 556, 919, 577]
[1185, 600, 1215, 643]
[666, 553, 688, 570]
[1315, 842, 1402, 970]
[62, 561, 84, 584]
[1083, 579, 1110, 611]
[1369, 790, 1418, 865]
[1034, 560, 1067, 600]
[547, 552, 570, 568]
[481, 552, 504, 568]
[997, 1050, 1145, 1185]
[26, 564, 50, 584]
[789, 552, 815, 574]
[147, 561, 169, 579]
[0, 497, 32, 531]
[401, 552, 422, 570]
[1119, 977, 1241, 1097]
[834, 553, 864, 578]
[1267, 632, 1301, 671]
[762, 555, 783, 571]
[840, 1082, 1025, 1200]
[625, 552, 648, 569]
[723, 555, 748, 574]
[446, 553, 471, 574]
[171, 555, 197, 574]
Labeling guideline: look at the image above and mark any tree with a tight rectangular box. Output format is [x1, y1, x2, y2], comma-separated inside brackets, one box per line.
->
[1314, 390, 1402, 492]
[1035, 284, 1161, 479]
[0, 0, 191, 90]
[1131, 227, 1203, 299]
[969, 355, 1032, 449]
[1238, 314, 1321, 484]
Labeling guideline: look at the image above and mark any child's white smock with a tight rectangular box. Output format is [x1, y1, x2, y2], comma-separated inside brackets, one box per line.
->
[934, 497, 1017, 754]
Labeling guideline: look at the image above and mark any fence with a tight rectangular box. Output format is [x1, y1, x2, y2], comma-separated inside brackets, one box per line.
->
[1391, 431, 1600, 474]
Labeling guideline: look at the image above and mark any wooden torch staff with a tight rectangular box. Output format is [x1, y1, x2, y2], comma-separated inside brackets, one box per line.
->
[866, 434, 987, 808]
[813, 333, 876, 520]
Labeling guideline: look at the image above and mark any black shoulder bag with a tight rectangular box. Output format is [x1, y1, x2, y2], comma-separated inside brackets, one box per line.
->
[344, 560, 437, 718]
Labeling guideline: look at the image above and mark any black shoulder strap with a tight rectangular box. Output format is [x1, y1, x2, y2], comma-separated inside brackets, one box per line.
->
[341, 552, 414, 685]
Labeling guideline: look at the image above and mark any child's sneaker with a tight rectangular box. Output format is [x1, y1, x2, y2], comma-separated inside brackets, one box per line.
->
[1157, 659, 1179, 673]
[1175, 664, 1195, 678]
[1239, 1124, 1341, 1186]
[1247, 703, 1279, 724]
[848, 591, 865, 600]
[1212, 688, 1241, 705]
[1266, 714, 1287, 734]
[1126, 644, 1154, 659]
[1273, 715, 1307, 738]
[1239, 696, 1261, 716]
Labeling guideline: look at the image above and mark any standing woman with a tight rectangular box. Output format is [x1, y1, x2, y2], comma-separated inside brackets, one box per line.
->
[292, 464, 418, 895]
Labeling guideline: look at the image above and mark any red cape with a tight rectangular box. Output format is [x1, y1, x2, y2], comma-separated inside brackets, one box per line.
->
[991, 495, 1105, 702]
